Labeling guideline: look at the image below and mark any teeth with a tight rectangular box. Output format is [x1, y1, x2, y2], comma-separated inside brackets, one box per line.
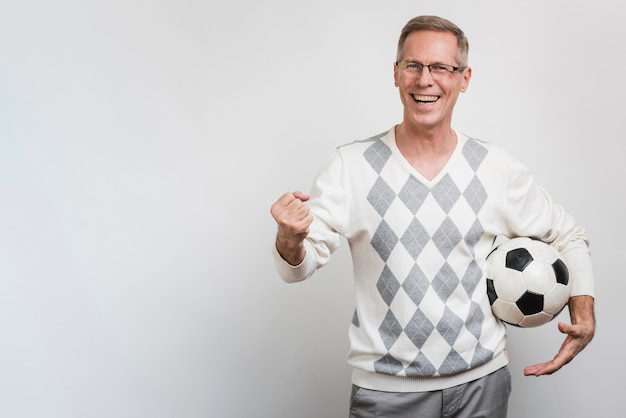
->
[413, 95, 438, 103]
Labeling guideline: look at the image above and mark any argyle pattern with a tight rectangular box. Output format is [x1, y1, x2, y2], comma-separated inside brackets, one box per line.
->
[363, 137, 494, 377]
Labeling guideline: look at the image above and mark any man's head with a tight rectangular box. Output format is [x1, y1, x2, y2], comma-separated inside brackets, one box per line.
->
[393, 16, 472, 133]
[396, 15, 469, 67]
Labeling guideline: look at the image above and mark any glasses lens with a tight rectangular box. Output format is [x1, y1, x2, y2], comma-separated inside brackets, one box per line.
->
[399, 62, 455, 79]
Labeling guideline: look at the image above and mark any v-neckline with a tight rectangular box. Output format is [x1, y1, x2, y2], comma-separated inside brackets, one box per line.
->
[386, 128, 465, 187]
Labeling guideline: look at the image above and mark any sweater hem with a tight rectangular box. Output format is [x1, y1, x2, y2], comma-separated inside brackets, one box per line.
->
[351, 350, 509, 392]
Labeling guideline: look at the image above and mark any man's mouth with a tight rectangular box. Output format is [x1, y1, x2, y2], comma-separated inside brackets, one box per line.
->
[412, 94, 439, 104]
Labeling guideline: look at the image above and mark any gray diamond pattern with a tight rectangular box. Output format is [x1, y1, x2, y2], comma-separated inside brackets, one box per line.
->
[364, 139, 392, 173]
[400, 219, 430, 259]
[432, 174, 461, 213]
[405, 352, 437, 377]
[363, 137, 491, 377]
[404, 309, 435, 348]
[438, 350, 469, 375]
[470, 343, 494, 367]
[464, 219, 485, 250]
[368, 177, 397, 217]
[351, 310, 360, 327]
[432, 217, 462, 258]
[377, 265, 401, 306]
[432, 262, 460, 302]
[464, 175, 487, 214]
[436, 307, 464, 346]
[465, 301, 485, 340]
[379, 310, 403, 350]
[401, 265, 430, 306]
[398, 175, 429, 214]
[463, 139, 488, 171]
[461, 259, 482, 296]
[374, 354, 404, 375]
[371, 220, 398, 262]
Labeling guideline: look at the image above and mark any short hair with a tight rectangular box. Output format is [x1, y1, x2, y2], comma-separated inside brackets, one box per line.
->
[396, 15, 469, 66]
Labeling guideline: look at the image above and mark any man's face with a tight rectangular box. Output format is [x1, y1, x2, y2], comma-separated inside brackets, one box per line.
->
[394, 30, 471, 132]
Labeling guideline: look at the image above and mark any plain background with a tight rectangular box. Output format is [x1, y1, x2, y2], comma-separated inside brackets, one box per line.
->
[0, 1, 622, 417]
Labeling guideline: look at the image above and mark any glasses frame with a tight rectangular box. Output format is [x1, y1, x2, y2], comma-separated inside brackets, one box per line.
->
[396, 60, 466, 77]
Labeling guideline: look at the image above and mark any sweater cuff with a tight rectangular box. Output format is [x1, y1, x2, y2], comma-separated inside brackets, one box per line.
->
[568, 269, 595, 298]
[561, 248, 595, 297]
[272, 240, 317, 283]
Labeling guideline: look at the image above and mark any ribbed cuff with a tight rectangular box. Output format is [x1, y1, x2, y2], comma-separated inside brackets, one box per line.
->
[272, 240, 317, 283]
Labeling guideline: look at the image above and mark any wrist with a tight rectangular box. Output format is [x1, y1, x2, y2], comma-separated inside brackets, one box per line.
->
[568, 295, 595, 325]
[275, 238, 306, 266]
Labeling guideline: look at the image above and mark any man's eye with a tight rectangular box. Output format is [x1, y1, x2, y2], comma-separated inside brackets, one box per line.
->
[430, 65, 448, 72]
[406, 63, 420, 70]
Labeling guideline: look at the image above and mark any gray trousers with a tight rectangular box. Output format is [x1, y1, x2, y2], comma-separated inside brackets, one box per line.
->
[349, 366, 511, 418]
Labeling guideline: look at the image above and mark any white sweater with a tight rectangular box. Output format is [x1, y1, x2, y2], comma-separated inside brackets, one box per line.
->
[273, 127, 594, 392]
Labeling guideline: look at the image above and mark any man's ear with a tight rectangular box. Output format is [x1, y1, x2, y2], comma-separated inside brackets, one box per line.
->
[393, 62, 399, 87]
[460, 66, 472, 92]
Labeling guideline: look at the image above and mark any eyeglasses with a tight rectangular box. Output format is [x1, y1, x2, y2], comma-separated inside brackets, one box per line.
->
[396, 61, 466, 78]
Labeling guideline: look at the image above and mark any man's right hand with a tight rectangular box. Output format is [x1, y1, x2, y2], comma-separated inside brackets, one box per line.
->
[270, 191, 313, 265]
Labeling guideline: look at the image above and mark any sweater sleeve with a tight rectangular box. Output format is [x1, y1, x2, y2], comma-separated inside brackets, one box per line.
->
[504, 154, 595, 297]
[273, 149, 348, 283]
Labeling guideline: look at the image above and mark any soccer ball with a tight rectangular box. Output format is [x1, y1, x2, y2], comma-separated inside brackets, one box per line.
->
[486, 237, 570, 328]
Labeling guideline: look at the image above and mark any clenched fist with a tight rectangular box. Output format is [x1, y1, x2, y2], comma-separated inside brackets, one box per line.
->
[270, 191, 313, 265]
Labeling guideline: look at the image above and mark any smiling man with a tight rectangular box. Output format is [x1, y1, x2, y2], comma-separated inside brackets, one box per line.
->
[270, 15, 595, 418]
[393, 28, 470, 181]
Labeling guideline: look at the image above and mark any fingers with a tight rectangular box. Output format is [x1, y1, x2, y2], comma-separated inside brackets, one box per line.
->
[270, 191, 310, 218]
[523, 363, 553, 376]
[523, 350, 569, 377]
[270, 192, 314, 266]
[523, 321, 593, 377]
[270, 191, 314, 239]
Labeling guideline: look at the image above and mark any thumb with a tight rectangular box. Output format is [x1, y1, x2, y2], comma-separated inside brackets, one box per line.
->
[558, 322, 572, 335]
[293, 191, 310, 202]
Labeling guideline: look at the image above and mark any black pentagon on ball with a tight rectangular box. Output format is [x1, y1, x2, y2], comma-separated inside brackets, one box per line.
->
[516, 291, 544, 315]
[505, 248, 534, 272]
[486, 279, 497, 305]
[552, 258, 569, 286]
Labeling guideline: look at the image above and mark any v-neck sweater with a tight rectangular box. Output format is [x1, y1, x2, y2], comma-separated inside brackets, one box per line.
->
[273, 127, 594, 392]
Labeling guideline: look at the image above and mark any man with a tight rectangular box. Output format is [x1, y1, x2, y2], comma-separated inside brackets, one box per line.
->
[270, 15, 595, 417]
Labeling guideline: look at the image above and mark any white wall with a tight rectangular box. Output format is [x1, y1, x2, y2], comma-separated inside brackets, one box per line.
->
[0, 1, 622, 417]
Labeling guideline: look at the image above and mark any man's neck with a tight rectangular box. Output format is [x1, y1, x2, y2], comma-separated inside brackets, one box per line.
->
[394, 123, 458, 180]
